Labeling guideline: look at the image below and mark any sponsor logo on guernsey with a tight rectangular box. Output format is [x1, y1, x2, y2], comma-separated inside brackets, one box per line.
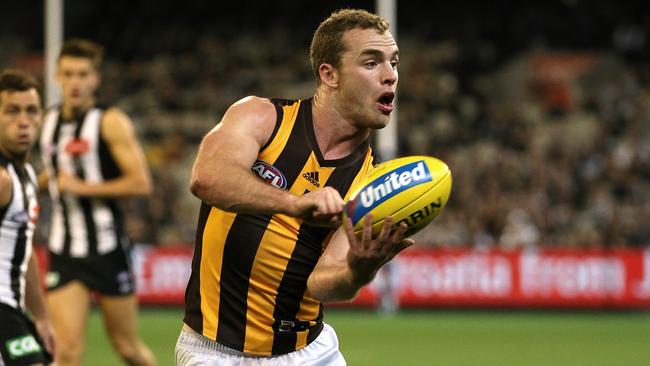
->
[65, 138, 89, 155]
[303, 171, 320, 187]
[251, 160, 287, 190]
[346, 161, 431, 225]
[6, 335, 41, 359]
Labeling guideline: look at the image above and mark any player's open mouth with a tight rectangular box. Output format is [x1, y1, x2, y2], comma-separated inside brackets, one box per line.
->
[377, 92, 395, 113]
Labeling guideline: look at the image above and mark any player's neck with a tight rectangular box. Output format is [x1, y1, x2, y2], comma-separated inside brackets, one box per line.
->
[0, 145, 27, 165]
[312, 92, 370, 160]
[61, 98, 95, 121]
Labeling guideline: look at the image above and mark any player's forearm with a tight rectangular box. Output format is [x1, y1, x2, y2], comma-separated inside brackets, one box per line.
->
[70, 174, 152, 198]
[25, 254, 49, 321]
[307, 264, 375, 303]
[190, 164, 298, 215]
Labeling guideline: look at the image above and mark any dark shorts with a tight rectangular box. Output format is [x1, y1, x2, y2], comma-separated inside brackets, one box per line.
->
[0, 303, 53, 366]
[46, 247, 135, 296]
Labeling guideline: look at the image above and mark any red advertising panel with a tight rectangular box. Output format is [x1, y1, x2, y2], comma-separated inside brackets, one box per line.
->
[383, 248, 650, 308]
[34, 246, 650, 308]
[131, 246, 193, 305]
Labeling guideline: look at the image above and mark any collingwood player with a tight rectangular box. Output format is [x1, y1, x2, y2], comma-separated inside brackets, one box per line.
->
[39, 39, 156, 366]
[0, 69, 55, 365]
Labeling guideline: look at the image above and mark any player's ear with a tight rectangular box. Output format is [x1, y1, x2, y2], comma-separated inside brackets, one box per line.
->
[318, 63, 339, 88]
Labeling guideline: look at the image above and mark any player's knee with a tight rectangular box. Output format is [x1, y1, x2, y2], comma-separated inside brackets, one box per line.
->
[112, 338, 155, 366]
[112, 337, 138, 359]
[57, 340, 84, 365]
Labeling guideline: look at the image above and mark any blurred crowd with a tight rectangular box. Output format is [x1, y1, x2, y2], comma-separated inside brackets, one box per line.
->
[402, 44, 650, 248]
[3, 5, 649, 249]
[104, 32, 648, 248]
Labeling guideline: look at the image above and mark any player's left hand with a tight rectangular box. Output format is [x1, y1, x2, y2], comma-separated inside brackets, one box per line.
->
[343, 214, 414, 285]
[34, 318, 57, 358]
[57, 171, 86, 195]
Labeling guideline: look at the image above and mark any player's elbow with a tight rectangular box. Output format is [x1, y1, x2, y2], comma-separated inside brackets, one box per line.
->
[131, 172, 153, 197]
[189, 173, 208, 199]
[310, 287, 360, 304]
[189, 171, 223, 204]
[306, 278, 331, 303]
[307, 273, 360, 303]
[139, 175, 153, 196]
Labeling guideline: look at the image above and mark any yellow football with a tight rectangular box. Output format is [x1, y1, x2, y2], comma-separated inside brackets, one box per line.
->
[344, 155, 452, 238]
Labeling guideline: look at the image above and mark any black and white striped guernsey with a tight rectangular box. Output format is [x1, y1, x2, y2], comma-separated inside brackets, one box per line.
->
[0, 154, 39, 310]
[40, 106, 128, 258]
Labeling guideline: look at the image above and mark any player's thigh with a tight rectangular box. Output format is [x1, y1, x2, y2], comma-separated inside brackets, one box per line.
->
[98, 294, 140, 341]
[46, 281, 92, 342]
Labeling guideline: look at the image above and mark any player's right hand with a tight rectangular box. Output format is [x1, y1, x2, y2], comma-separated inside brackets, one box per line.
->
[293, 186, 344, 228]
[343, 214, 414, 285]
[56, 171, 85, 195]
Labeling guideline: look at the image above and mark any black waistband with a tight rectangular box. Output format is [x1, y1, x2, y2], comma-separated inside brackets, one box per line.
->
[273, 319, 314, 332]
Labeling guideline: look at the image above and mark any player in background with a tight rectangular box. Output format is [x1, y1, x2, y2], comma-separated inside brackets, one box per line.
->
[0, 69, 55, 365]
[39, 38, 156, 366]
[177, 9, 414, 365]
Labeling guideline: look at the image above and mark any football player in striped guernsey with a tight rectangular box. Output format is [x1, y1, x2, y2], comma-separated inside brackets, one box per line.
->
[39, 39, 156, 366]
[176, 9, 414, 366]
[0, 69, 55, 365]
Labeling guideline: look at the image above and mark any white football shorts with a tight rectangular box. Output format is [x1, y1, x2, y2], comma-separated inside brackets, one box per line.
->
[175, 323, 346, 366]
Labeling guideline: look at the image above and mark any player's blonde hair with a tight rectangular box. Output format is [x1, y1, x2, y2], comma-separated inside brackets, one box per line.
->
[310, 9, 389, 82]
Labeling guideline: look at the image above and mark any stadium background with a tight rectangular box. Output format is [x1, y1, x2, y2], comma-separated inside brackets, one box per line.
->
[2, 0, 650, 365]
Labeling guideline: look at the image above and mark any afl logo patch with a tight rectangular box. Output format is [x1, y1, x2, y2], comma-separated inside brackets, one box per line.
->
[252, 160, 287, 190]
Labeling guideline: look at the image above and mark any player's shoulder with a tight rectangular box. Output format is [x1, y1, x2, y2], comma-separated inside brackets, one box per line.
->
[215, 97, 280, 146]
[224, 96, 277, 125]
[101, 106, 130, 123]
[98, 106, 137, 143]
[225, 96, 306, 124]
[0, 165, 10, 180]
[230, 96, 276, 115]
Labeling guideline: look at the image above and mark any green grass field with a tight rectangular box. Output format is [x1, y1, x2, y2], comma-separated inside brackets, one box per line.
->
[83, 308, 650, 366]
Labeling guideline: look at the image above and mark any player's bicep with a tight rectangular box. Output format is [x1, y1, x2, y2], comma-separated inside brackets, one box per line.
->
[101, 109, 151, 181]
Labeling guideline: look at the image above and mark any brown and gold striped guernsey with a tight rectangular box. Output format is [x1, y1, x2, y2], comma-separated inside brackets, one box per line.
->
[183, 98, 375, 356]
